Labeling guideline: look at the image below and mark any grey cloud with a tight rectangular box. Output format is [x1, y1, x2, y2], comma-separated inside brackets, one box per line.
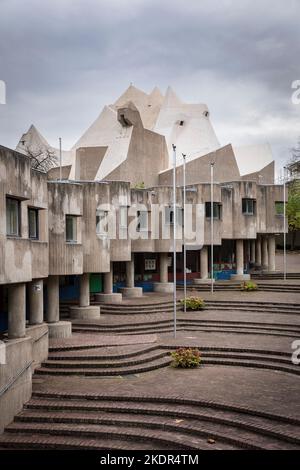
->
[0, 0, 299, 170]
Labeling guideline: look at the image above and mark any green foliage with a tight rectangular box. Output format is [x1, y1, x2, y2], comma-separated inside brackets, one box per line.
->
[171, 348, 201, 368]
[240, 280, 258, 291]
[287, 180, 300, 232]
[180, 296, 205, 310]
[134, 182, 145, 189]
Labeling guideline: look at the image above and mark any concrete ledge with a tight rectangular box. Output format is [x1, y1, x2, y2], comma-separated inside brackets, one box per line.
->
[119, 287, 143, 298]
[95, 293, 123, 304]
[194, 278, 215, 285]
[69, 306, 100, 320]
[48, 321, 72, 339]
[153, 282, 174, 293]
[230, 274, 251, 281]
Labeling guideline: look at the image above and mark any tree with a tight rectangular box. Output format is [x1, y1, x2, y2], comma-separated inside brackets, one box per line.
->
[23, 145, 58, 172]
[286, 179, 300, 250]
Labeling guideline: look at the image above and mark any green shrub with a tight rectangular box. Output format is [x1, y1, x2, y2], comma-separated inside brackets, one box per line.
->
[240, 280, 258, 291]
[180, 296, 205, 311]
[134, 182, 145, 189]
[171, 347, 201, 368]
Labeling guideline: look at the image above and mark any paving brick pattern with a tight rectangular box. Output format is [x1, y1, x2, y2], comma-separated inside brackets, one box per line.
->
[1, 281, 300, 450]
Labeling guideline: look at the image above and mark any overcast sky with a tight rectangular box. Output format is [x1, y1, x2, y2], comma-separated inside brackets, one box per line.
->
[0, 0, 299, 174]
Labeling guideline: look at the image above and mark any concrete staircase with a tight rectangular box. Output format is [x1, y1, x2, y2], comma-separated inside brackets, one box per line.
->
[0, 391, 299, 450]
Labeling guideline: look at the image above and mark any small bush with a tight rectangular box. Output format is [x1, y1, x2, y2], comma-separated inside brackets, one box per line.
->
[171, 347, 201, 368]
[240, 280, 258, 291]
[180, 296, 205, 311]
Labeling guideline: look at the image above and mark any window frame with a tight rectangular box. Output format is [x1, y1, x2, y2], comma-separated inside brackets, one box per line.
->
[205, 202, 222, 220]
[28, 207, 39, 240]
[6, 196, 21, 237]
[96, 209, 109, 235]
[242, 198, 256, 216]
[65, 215, 78, 243]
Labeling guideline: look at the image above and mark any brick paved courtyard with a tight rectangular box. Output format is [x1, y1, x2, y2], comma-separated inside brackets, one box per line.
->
[1, 272, 300, 450]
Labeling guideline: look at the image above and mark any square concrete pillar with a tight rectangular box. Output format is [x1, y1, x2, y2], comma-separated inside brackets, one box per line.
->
[8, 283, 26, 339]
[255, 236, 262, 266]
[194, 246, 213, 284]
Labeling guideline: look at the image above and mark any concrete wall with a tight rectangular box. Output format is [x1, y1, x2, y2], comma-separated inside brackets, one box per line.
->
[48, 182, 83, 275]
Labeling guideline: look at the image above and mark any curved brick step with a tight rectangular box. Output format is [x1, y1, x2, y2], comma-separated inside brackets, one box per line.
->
[10, 410, 297, 450]
[49, 344, 159, 361]
[20, 394, 300, 449]
[43, 349, 168, 369]
[71, 323, 299, 339]
[201, 358, 300, 376]
[1, 422, 229, 450]
[0, 433, 161, 450]
[35, 355, 172, 376]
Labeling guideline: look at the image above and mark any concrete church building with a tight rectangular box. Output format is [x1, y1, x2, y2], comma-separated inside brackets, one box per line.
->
[0, 85, 285, 430]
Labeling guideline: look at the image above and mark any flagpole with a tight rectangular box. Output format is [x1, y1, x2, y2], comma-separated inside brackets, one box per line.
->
[210, 162, 214, 294]
[182, 153, 187, 314]
[172, 144, 177, 338]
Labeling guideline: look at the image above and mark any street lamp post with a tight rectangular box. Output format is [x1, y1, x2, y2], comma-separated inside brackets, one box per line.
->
[172, 144, 177, 338]
[59, 137, 62, 182]
[182, 153, 187, 314]
[283, 166, 287, 281]
[210, 162, 215, 294]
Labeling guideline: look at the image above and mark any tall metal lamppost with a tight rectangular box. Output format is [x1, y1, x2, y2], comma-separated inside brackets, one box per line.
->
[210, 162, 215, 294]
[283, 166, 287, 281]
[172, 144, 177, 338]
[59, 137, 62, 182]
[182, 153, 187, 314]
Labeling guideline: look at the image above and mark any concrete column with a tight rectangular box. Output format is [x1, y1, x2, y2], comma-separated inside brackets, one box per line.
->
[104, 265, 113, 294]
[8, 283, 26, 339]
[231, 240, 250, 281]
[126, 258, 134, 288]
[200, 246, 208, 279]
[236, 239, 244, 276]
[153, 253, 173, 293]
[268, 235, 276, 272]
[95, 263, 122, 303]
[79, 273, 90, 307]
[262, 236, 268, 270]
[29, 279, 44, 325]
[159, 253, 169, 283]
[47, 275, 72, 339]
[70, 272, 101, 319]
[250, 240, 256, 264]
[46, 275, 59, 323]
[119, 255, 143, 298]
[255, 236, 262, 266]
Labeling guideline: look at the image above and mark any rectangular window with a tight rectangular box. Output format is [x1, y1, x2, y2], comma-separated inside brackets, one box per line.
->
[6, 197, 21, 236]
[28, 208, 39, 239]
[119, 206, 128, 228]
[242, 198, 256, 215]
[137, 210, 148, 232]
[275, 201, 285, 216]
[165, 206, 183, 225]
[205, 202, 222, 219]
[66, 215, 77, 242]
[96, 209, 109, 235]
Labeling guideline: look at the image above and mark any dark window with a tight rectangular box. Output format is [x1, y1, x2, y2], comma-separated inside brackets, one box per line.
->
[205, 202, 222, 219]
[179, 120, 184, 126]
[66, 215, 77, 242]
[242, 198, 256, 215]
[137, 210, 148, 232]
[6, 197, 21, 236]
[275, 201, 285, 215]
[28, 208, 39, 239]
[165, 206, 183, 225]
